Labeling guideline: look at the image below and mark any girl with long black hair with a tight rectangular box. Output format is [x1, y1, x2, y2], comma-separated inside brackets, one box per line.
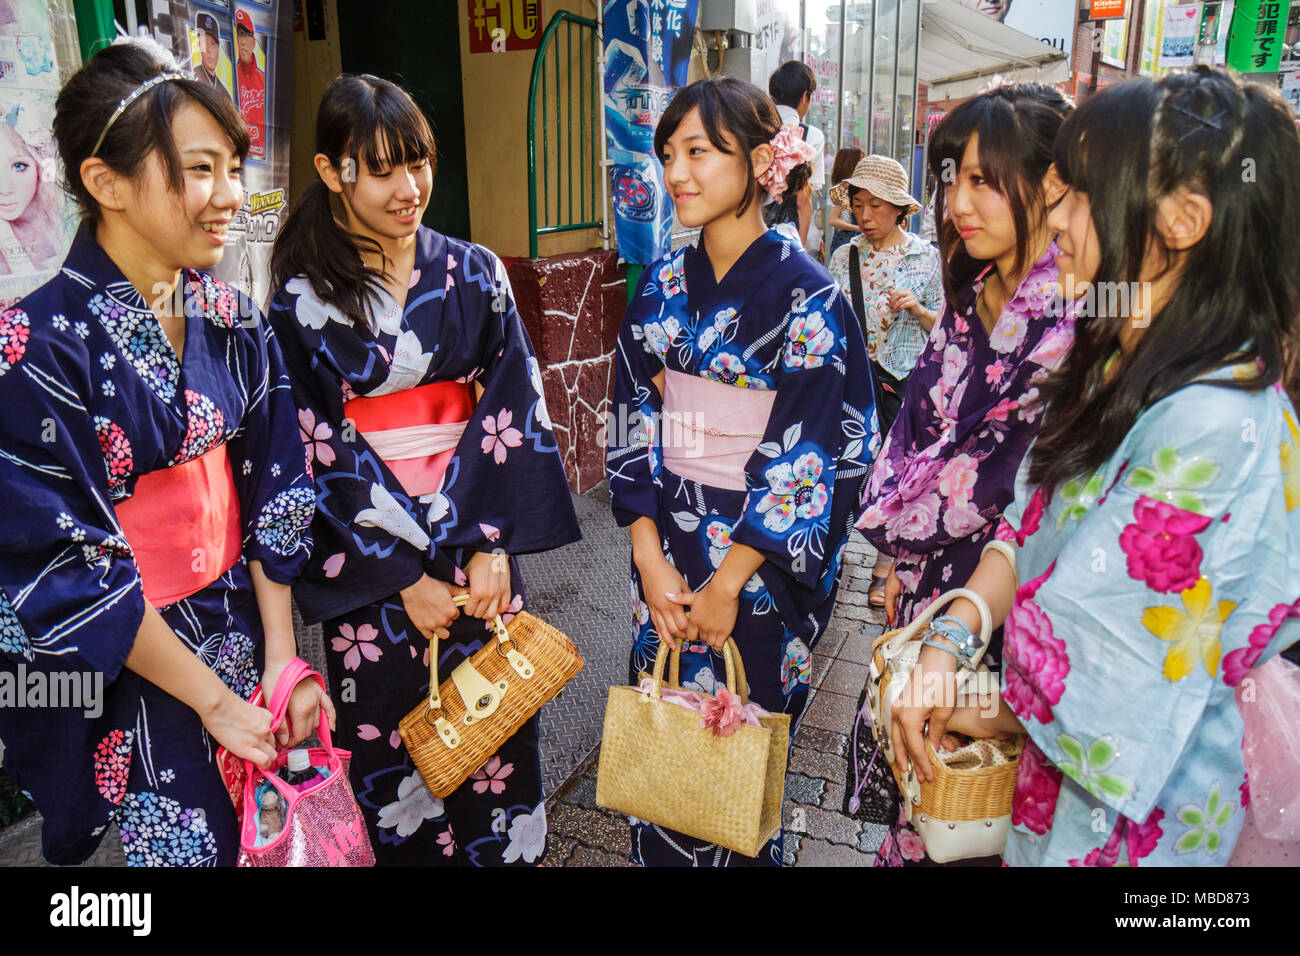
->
[267, 74, 579, 867]
[891, 67, 1300, 866]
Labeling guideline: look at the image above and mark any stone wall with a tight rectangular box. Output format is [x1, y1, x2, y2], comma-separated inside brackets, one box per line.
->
[506, 249, 626, 493]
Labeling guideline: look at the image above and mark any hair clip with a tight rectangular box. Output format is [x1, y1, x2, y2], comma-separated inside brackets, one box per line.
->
[1172, 104, 1228, 141]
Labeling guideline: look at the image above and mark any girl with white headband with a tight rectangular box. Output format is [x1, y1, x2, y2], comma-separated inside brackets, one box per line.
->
[606, 76, 875, 866]
[0, 38, 328, 866]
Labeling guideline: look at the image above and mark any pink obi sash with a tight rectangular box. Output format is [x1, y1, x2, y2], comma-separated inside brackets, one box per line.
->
[661, 368, 776, 491]
[344, 381, 474, 497]
[116, 444, 243, 608]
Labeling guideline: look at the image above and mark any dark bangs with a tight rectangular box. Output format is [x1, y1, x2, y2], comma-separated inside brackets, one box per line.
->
[342, 74, 437, 174]
[928, 83, 1072, 303]
[654, 77, 780, 217]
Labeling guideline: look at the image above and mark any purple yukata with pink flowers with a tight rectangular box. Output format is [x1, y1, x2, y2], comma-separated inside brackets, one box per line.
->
[267, 227, 579, 866]
[995, 369, 1300, 865]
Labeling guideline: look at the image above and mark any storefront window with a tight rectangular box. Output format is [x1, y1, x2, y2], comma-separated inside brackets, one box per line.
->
[841, 0, 874, 154]
[894, 0, 918, 173]
[872, 0, 897, 156]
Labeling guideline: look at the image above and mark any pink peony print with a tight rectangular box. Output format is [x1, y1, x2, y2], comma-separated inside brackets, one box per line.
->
[331, 622, 382, 671]
[469, 754, 515, 795]
[995, 488, 1044, 547]
[93, 729, 133, 805]
[481, 409, 523, 464]
[298, 408, 336, 466]
[896, 827, 927, 862]
[1118, 497, 1211, 594]
[940, 343, 966, 387]
[942, 502, 985, 539]
[891, 492, 941, 541]
[1070, 808, 1165, 867]
[1003, 561, 1069, 724]
[937, 454, 979, 508]
[1223, 599, 1300, 686]
[985, 358, 1006, 385]
[1011, 738, 1062, 835]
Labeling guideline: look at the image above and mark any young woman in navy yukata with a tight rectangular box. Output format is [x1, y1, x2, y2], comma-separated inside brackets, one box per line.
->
[607, 77, 877, 866]
[268, 75, 580, 867]
[0, 39, 329, 866]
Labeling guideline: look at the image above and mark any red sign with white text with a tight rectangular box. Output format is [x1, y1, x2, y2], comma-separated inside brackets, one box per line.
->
[468, 0, 543, 54]
[1090, 0, 1127, 19]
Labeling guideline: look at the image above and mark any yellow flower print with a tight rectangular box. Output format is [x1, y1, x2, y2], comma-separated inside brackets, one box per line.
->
[1141, 577, 1236, 682]
[1281, 409, 1300, 513]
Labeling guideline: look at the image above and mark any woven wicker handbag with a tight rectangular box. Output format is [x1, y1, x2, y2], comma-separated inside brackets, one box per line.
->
[399, 594, 583, 797]
[596, 638, 790, 858]
[864, 588, 1023, 863]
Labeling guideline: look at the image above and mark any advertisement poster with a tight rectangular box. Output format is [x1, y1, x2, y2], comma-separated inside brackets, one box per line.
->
[1226, 0, 1287, 73]
[1159, 1, 1202, 67]
[754, 0, 800, 84]
[145, 0, 291, 307]
[966, 0, 1077, 69]
[467, 0, 542, 54]
[0, 1, 81, 308]
[603, 0, 700, 265]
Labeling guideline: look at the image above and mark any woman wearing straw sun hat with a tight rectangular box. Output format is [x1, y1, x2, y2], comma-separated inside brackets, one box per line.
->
[828, 155, 942, 608]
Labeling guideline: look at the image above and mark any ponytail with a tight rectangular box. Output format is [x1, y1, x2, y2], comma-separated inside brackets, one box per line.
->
[270, 179, 385, 329]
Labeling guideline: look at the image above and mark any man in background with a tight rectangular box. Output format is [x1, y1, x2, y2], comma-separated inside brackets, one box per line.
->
[194, 12, 233, 102]
[768, 61, 825, 256]
[234, 8, 265, 159]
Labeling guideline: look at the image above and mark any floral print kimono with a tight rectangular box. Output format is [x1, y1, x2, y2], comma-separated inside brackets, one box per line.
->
[0, 227, 313, 865]
[267, 227, 580, 867]
[995, 370, 1300, 865]
[608, 227, 876, 866]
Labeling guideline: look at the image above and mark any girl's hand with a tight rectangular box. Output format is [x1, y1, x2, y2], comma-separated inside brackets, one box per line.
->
[943, 702, 1014, 742]
[280, 678, 337, 748]
[666, 579, 739, 652]
[884, 564, 902, 626]
[889, 643, 959, 783]
[202, 691, 278, 770]
[464, 550, 512, 620]
[399, 574, 463, 641]
[636, 555, 691, 650]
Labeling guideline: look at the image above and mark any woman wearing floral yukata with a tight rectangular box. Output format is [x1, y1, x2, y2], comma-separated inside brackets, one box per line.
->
[0, 39, 326, 866]
[267, 75, 579, 867]
[607, 77, 875, 866]
[850, 83, 1075, 866]
[890, 67, 1300, 866]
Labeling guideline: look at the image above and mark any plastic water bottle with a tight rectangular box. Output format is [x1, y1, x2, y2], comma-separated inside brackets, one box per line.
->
[280, 749, 324, 791]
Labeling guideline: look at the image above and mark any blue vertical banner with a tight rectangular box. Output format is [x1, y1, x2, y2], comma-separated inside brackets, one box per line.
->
[603, 0, 700, 265]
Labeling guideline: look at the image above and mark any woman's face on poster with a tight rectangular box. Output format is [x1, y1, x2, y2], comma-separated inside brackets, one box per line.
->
[962, 0, 1011, 21]
[0, 130, 38, 222]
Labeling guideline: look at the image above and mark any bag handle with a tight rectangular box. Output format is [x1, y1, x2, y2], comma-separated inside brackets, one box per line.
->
[264, 656, 335, 756]
[649, 637, 751, 706]
[424, 592, 512, 714]
[873, 587, 993, 671]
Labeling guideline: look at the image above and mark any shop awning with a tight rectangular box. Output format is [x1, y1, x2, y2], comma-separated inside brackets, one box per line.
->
[920, 0, 1070, 102]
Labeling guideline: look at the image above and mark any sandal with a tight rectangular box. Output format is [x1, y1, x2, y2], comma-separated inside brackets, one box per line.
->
[866, 574, 888, 609]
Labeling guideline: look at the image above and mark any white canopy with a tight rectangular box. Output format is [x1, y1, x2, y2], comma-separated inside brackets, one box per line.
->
[920, 0, 1070, 101]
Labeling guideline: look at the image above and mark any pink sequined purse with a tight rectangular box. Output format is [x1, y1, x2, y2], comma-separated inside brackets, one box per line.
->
[233, 658, 375, 867]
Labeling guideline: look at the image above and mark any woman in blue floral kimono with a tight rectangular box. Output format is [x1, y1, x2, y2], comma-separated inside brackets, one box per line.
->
[608, 77, 875, 866]
[891, 68, 1300, 866]
[268, 75, 580, 867]
[0, 40, 323, 866]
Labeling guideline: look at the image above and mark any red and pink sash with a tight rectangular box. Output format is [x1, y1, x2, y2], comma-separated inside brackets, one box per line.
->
[344, 381, 474, 497]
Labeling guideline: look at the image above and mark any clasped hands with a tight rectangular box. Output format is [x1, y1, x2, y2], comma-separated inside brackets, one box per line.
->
[399, 551, 514, 642]
[636, 553, 740, 653]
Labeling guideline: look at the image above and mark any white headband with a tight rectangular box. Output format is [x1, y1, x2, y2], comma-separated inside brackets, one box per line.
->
[90, 72, 186, 157]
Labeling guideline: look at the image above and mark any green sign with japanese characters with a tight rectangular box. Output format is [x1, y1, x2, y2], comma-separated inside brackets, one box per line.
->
[1226, 0, 1287, 73]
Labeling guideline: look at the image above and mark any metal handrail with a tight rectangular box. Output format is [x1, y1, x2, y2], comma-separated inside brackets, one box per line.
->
[526, 10, 605, 259]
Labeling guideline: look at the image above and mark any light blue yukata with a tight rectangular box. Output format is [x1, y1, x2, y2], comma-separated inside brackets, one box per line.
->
[993, 366, 1300, 866]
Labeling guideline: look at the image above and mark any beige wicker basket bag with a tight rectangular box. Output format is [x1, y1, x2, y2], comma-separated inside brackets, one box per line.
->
[865, 588, 1023, 863]
[399, 594, 583, 797]
[596, 638, 790, 858]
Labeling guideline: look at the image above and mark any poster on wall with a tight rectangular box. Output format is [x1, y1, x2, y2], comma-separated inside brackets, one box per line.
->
[753, 0, 800, 84]
[1159, 2, 1202, 67]
[146, 0, 291, 308]
[0, 1, 81, 309]
[965, 0, 1077, 69]
[603, 0, 700, 265]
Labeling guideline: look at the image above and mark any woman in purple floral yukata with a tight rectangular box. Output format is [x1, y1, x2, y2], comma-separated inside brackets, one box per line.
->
[849, 83, 1076, 866]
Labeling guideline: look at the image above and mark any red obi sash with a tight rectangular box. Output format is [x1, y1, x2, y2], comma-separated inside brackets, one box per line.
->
[116, 444, 243, 608]
[343, 381, 474, 497]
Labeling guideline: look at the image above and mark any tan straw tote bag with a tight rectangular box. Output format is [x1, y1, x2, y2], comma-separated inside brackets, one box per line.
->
[399, 594, 583, 797]
[864, 588, 1023, 863]
[596, 638, 790, 858]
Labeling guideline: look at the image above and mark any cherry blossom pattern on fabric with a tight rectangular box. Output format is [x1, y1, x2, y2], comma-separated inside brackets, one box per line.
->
[1011, 737, 1062, 835]
[254, 486, 314, 557]
[93, 729, 134, 805]
[93, 416, 134, 498]
[1003, 560, 1069, 724]
[502, 801, 547, 864]
[1222, 599, 1300, 686]
[377, 771, 445, 838]
[186, 271, 241, 329]
[89, 289, 180, 403]
[211, 630, 260, 698]
[298, 408, 336, 467]
[118, 791, 219, 866]
[1118, 497, 1211, 594]
[0, 589, 32, 660]
[1068, 809, 1165, 867]
[468, 754, 514, 795]
[172, 389, 227, 464]
[0, 307, 30, 375]
[331, 622, 383, 671]
[481, 408, 523, 464]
